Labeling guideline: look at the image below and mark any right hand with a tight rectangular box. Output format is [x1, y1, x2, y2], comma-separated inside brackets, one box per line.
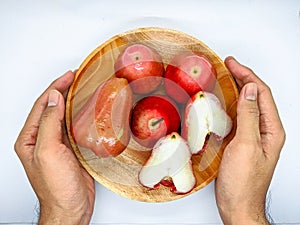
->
[215, 57, 285, 225]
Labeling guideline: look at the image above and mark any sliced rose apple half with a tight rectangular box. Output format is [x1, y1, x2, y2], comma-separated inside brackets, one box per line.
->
[182, 91, 232, 154]
[139, 132, 196, 194]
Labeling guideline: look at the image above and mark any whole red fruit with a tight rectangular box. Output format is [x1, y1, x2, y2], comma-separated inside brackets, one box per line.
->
[131, 95, 180, 148]
[114, 44, 164, 94]
[164, 51, 217, 103]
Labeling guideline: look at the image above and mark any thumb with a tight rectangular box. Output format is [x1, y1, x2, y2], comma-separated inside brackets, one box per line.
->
[236, 82, 260, 143]
[37, 90, 65, 147]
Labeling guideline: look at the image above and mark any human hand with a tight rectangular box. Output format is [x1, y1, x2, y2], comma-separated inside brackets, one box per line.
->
[15, 71, 95, 225]
[215, 57, 285, 225]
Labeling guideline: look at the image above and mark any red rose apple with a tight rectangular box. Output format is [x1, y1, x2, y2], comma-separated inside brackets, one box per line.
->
[164, 51, 217, 103]
[131, 95, 180, 148]
[72, 77, 133, 157]
[114, 44, 164, 94]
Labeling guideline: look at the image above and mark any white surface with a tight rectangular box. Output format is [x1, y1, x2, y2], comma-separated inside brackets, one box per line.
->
[0, 0, 299, 224]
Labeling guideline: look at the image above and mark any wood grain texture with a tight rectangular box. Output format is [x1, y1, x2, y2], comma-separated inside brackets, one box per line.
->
[66, 27, 238, 202]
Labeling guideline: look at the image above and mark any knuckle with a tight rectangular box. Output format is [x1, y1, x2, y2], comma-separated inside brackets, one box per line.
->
[243, 69, 255, 77]
[241, 72, 254, 84]
[14, 132, 30, 153]
[35, 148, 48, 163]
[277, 128, 286, 148]
[40, 107, 56, 123]
[281, 129, 286, 144]
[241, 68, 256, 82]
[14, 128, 37, 157]
[14, 139, 21, 155]
[264, 83, 271, 92]
[238, 102, 259, 117]
[33, 95, 48, 114]
[247, 105, 260, 115]
[260, 83, 272, 96]
[40, 110, 51, 121]
[34, 141, 51, 162]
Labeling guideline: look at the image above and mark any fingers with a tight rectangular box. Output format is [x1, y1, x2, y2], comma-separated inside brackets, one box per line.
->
[22, 71, 74, 133]
[225, 56, 285, 156]
[225, 57, 277, 115]
[18, 71, 74, 138]
[225, 57, 267, 89]
[236, 82, 261, 144]
[35, 90, 65, 153]
[225, 56, 278, 123]
[15, 71, 74, 162]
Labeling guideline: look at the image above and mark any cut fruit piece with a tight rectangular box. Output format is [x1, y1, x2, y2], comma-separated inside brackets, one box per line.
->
[182, 91, 232, 154]
[139, 132, 196, 194]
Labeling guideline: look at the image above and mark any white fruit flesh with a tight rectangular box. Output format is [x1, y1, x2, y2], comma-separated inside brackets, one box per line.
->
[185, 92, 232, 154]
[171, 161, 196, 193]
[139, 132, 196, 194]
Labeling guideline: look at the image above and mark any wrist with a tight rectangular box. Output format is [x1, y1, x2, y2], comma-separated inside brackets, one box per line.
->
[38, 205, 91, 225]
[219, 208, 270, 225]
[222, 214, 270, 225]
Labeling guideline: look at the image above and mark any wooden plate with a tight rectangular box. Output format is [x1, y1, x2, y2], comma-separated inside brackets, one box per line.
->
[66, 27, 238, 202]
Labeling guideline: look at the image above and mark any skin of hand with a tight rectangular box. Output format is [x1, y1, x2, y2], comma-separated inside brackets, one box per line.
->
[15, 71, 95, 225]
[215, 57, 286, 225]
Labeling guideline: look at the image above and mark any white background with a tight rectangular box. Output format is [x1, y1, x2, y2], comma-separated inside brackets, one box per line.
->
[0, 0, 299, 224]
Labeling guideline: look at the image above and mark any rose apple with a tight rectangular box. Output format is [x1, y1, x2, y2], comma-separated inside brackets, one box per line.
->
[131, 95, 180, 148]
[164, 51, 217, 103]
[72, 77, 133, 157]
[182, 91, 232, 154]
[139, 132, 196, 194]
[114, 44, 164, 94]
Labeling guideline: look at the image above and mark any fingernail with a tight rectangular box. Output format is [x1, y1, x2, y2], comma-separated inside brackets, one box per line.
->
[48, 90, 60, 106]
[244, 83, 257, 101]
[227, 56, 236, 62]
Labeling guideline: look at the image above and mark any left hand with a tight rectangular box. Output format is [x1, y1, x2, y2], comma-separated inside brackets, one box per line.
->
[15, 71, 95, 225]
